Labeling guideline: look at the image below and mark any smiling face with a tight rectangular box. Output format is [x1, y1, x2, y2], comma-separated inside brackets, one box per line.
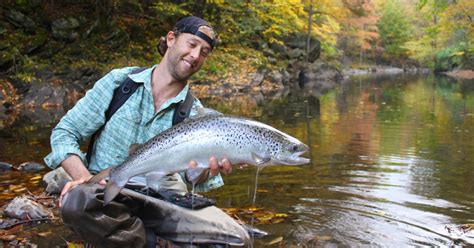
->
[165, 32, 211, 82]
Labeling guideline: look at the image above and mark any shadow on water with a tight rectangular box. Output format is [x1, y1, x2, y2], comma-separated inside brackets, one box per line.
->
[1, 74, 474, 246]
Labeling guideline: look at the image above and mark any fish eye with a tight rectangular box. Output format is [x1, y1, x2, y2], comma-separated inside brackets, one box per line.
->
[292, 144, 299, 152]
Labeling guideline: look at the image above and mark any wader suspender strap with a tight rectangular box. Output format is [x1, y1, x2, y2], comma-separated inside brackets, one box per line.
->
[172, 89, 195, 125]
[86, 67, 196, 164]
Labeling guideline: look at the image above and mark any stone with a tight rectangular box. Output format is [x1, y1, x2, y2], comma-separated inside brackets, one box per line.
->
[4, 9, 36, 32]
[4, 196, 51, 220]
[0, 162, 13, 171]
[24, 30, 47, 55]
[249, 70, 265, 86]
[282, 33, 321, 62]
[41, 167, 72, 194]
[20, 83, 67, 108]
[51, 17, 81, 42]
[16, 162, 46, 172]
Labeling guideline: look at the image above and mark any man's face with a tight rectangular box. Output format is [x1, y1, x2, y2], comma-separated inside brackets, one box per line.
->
[166, 32, 212, 82]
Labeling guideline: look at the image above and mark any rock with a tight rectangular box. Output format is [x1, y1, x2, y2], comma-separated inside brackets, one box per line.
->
[4, 196, 51, 220]
[16, 162, 46, 172]
[41, 167, 72, 194]
[23, 30, 48, 55]
[3, 9, 36, 32]
[287, 48, 305, 60]
[105, 28, 130, 49]
[249, 70, 265, 86]
[267, 70, 283, 85]
[0, 162, 13, 171]
[283, 33, 321, 62]
[20, 83, 67, 108]
[51, 17, 81, 42]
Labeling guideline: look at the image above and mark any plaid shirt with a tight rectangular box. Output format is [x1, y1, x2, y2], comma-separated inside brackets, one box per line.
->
[44, 65, 224, 192]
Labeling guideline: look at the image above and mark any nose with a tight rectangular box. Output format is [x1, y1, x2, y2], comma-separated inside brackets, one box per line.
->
[189, 46, 201, 61]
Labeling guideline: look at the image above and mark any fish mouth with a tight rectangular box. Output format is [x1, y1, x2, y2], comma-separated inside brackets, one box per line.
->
[280, 156, 310, 165]
[277, 150, 310, 165]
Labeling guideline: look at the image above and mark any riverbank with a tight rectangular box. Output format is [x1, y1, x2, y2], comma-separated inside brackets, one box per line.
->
[442, 70, 474, 80]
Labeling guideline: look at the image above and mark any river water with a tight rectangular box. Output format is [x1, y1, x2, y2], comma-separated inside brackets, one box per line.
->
[1, 74, 473, 247]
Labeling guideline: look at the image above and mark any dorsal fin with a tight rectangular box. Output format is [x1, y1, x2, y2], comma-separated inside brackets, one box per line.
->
[190, 107, 223, 119]
[128, 143, 141, 155]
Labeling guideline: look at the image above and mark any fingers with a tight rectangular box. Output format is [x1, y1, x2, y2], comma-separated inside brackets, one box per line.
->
[221, 158, 232, 175]
[59, 176, 91, 207]
[209, 157, 219, 177]
[188, 160, 198, 168]
[190, 157, 235, 181]
[209, 157, 232, 176]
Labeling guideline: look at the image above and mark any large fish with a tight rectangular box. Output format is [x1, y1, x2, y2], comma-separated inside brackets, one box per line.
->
[89, 110, 310, 205]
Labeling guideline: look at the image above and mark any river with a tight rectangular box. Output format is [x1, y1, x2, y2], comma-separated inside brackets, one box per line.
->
[1, 74, 473, 247]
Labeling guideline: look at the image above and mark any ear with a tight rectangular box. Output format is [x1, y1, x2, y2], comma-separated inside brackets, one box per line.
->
[166, 31, 176, 48]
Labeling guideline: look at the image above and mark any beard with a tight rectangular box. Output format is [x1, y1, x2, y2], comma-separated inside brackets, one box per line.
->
[167, 50, 202, 82]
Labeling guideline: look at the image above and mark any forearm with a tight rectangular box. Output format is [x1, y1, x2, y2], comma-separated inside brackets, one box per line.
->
[61, 154, 92, 181]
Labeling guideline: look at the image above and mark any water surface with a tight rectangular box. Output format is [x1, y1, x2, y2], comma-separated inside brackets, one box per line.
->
[1, 74, 473, 246]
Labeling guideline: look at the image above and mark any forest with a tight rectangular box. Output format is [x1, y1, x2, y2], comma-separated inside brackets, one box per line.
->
[0, 0, 472, 84]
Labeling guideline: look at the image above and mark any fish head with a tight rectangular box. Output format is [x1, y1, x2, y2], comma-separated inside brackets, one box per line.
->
[257, 126, 310, 166]
[270, 137, 310, 166]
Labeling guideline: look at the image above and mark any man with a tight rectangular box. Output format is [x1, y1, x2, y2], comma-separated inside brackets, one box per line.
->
[44, 16, 249, 247]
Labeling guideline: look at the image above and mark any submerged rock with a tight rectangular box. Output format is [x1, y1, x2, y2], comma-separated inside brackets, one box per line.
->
[41, 167, 72, 194]
[16, 162, 46, 172]
[0, 162, 13, 171]
[3, 196, 51, 220]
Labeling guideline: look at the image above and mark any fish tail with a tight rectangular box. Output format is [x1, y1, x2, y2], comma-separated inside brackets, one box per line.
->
[87, 167, 112, 184]
[103, 180, 123, 206]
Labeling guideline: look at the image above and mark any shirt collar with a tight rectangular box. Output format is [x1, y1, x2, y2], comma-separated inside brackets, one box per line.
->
[128, 65, 155, 92]
[128, 65, 190, 112]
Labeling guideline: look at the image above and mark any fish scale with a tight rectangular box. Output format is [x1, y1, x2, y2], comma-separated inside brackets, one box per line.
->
[89, 113, 310, 205]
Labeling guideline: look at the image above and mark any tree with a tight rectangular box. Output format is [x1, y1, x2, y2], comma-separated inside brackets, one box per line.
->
[377, 0, 413, 63]
[339, 0, 380, 65]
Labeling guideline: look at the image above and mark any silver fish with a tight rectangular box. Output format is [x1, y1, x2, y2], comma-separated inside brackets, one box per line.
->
[89, 112, 310, 205]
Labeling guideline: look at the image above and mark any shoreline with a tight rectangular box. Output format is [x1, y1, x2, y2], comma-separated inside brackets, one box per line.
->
[442, 70, 474, 80]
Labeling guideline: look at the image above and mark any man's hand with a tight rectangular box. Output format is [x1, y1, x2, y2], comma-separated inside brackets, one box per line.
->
[188, 157, 232, 176]
[187, 157, 233, 185]
[59, 175, 91, 207]
[59, 155, 107, 207]
[60, 175, 107, 207]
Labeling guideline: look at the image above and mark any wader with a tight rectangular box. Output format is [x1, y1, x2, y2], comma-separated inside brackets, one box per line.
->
[61, 173, 250, 248]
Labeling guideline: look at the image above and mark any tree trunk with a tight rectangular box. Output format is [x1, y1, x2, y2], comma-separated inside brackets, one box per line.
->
[306, 0, 313, 63]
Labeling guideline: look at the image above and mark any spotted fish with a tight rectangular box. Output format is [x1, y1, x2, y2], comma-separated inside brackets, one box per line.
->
[89, 110, 310, 205]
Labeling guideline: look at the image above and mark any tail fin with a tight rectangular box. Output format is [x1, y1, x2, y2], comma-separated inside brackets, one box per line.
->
[88, 167, 112, 184]
[103, 181, 123, 205]
[87, 167, 123, 205]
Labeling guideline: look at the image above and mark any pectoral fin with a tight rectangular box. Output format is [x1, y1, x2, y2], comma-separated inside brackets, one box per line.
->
[146, 172, 167, 192]
[186, 167, 210, 185]
[251, 152, 271, 166]
[128, 143, 142, 155]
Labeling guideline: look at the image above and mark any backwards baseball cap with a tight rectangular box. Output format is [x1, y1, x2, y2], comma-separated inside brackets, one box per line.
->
[174, 16, 216, 50]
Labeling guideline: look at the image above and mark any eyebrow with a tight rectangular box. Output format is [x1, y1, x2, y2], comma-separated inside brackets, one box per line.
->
[189, 37, 211, 51]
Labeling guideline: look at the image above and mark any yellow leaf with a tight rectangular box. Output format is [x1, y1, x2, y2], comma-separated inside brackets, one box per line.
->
[266, 236, 283, 245]
[30, 176, 42, 181]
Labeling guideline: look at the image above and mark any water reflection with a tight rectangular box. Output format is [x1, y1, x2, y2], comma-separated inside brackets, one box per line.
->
[1, 74, 474, 246]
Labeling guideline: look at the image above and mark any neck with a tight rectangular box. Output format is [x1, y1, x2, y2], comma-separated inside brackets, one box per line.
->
[151, 62, 187, 112]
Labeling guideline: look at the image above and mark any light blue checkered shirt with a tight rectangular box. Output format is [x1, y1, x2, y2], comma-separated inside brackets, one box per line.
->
[44, 65, 224, 192]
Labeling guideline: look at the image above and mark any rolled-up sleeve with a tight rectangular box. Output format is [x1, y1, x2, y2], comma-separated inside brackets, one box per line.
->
[44, 68, 128, 169]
